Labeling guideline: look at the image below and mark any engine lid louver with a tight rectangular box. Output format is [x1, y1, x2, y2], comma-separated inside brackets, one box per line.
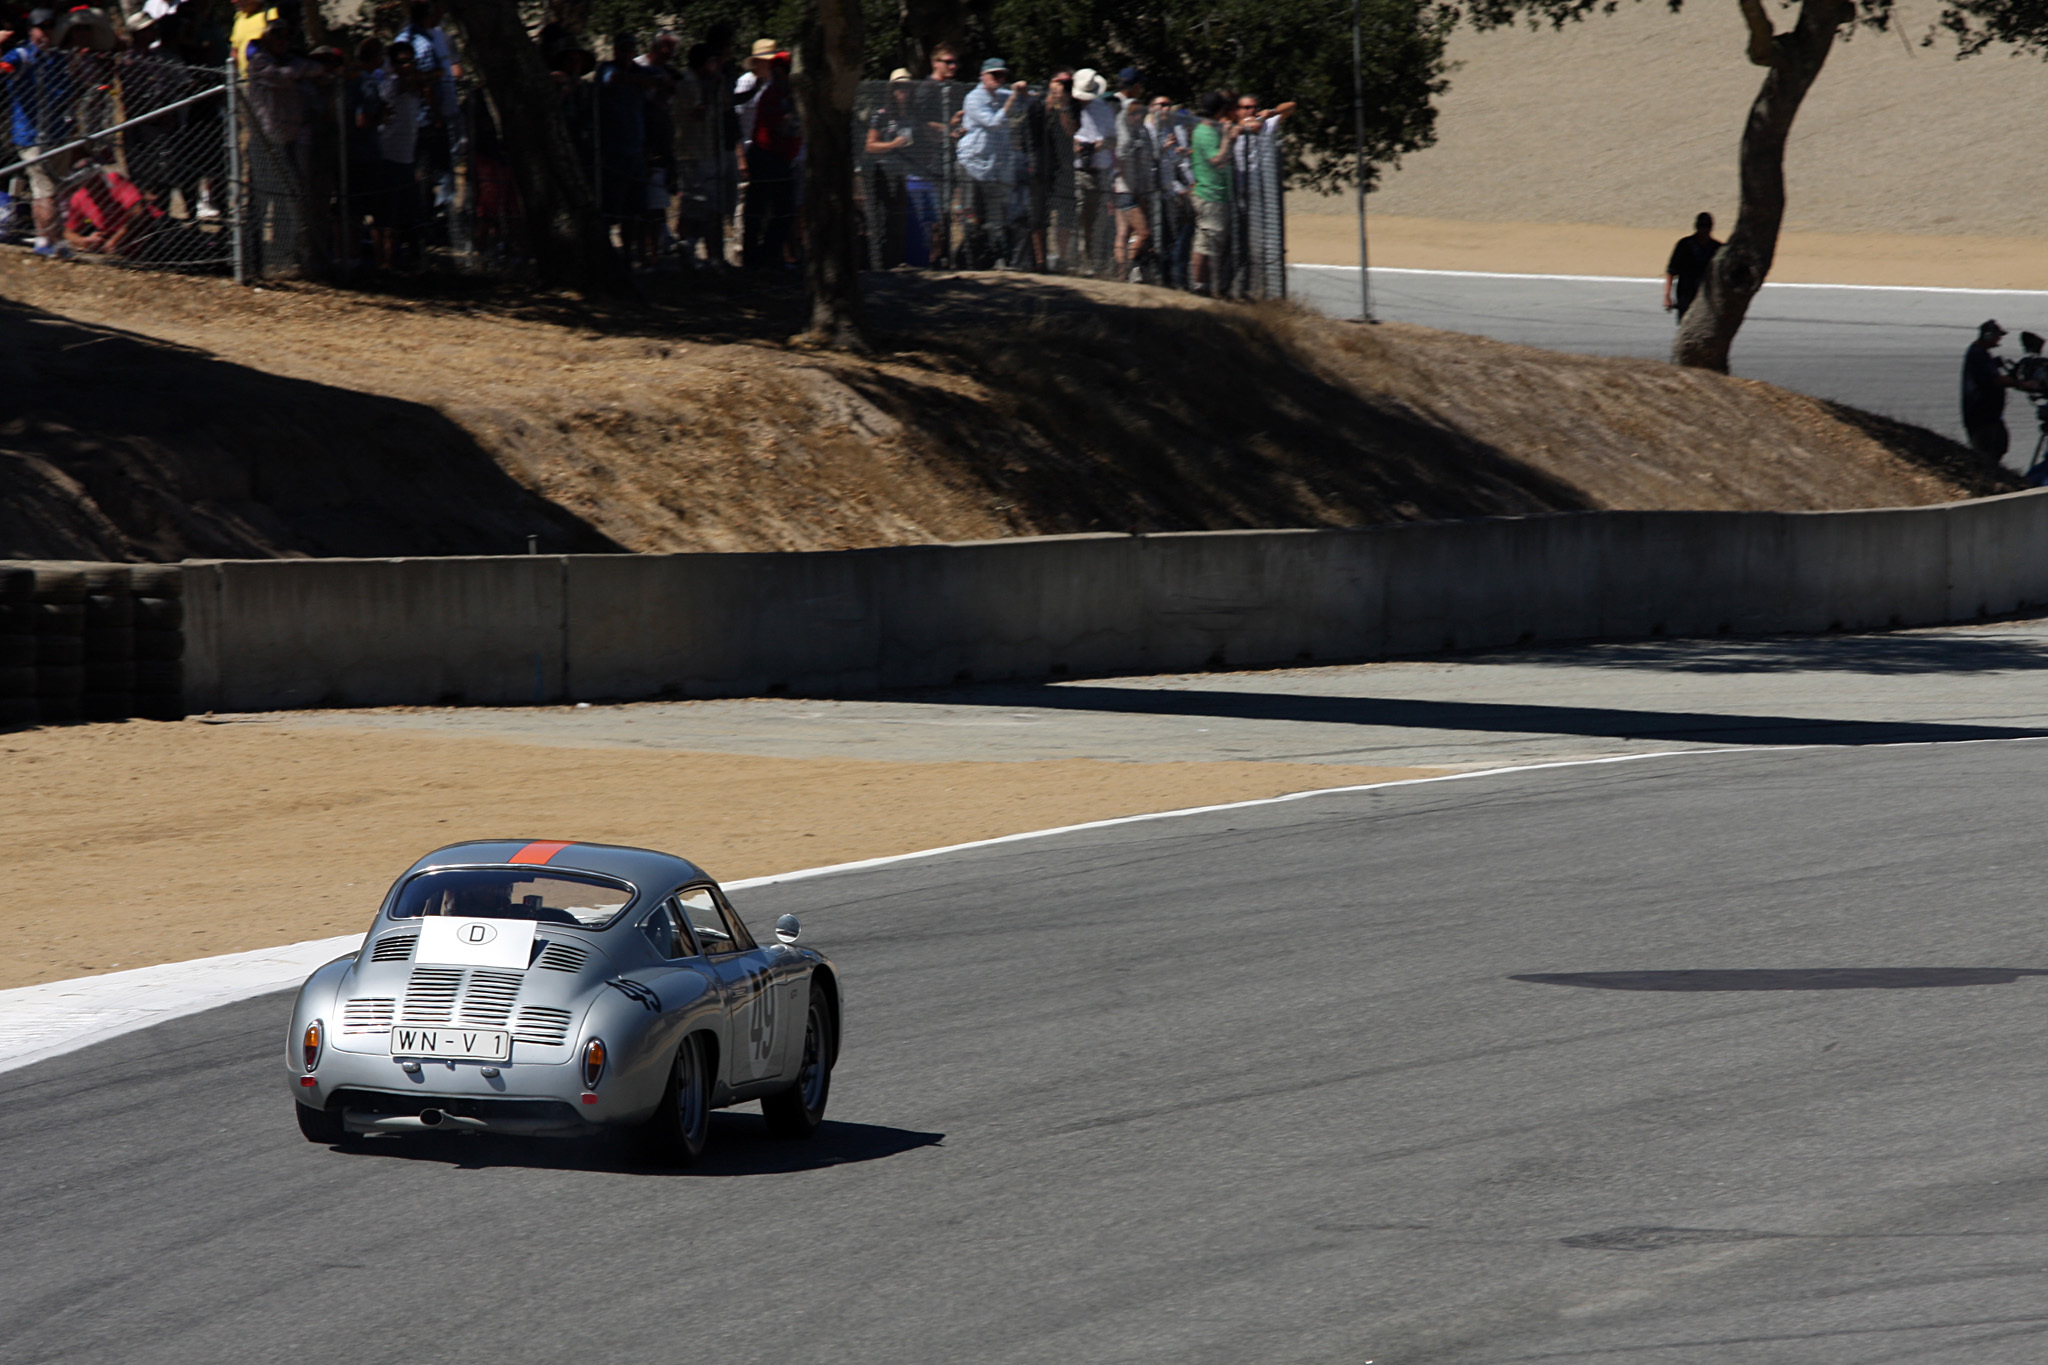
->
[341, 997, 396, 1033]
[399, 966, 464, 1026]
[369, 934, 417, 962]
[457, 970, 523, 1028]
[393, 967, 578, 1046]
[533, 940, 590, 972]
[512, 1006, 574, 1046]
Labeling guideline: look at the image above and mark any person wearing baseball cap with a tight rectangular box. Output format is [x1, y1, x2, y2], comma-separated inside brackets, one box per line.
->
[0, 7, 81, 255]
[956, 54, 1028, 265]
[1962, 319, 2017, 462]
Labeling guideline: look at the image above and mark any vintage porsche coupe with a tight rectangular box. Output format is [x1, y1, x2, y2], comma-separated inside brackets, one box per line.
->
[286, 840, 839, 1164]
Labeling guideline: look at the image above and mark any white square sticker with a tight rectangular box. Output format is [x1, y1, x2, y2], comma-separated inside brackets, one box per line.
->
[414, 917, 538, 970]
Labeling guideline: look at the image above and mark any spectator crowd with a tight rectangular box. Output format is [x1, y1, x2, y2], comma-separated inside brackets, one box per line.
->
[863, 51, 1292, 296]
[0, 1, 1293, 296]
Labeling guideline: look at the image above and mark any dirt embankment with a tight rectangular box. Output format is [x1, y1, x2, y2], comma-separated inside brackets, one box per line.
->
[0, 253, 2010, 562]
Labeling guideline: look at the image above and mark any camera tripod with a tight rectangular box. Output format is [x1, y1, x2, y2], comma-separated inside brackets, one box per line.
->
[2025, 400, 2048, 487]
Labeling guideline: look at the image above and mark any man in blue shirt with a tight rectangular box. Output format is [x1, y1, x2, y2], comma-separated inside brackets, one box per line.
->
[0, 8, 80, 255]
[956, 56, 1027, 267]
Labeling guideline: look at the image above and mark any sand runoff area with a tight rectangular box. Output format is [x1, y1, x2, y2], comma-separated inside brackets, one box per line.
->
[0, 719, 1438, 991]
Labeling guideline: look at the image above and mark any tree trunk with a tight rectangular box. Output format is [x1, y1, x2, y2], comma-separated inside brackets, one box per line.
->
[1674, 0, 1851, 371]
[796, 0, 870, 349]
[440, 0, 618, 291]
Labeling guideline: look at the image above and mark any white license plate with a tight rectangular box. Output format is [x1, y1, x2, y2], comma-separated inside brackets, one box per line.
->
[389, 1027, 511, 1062]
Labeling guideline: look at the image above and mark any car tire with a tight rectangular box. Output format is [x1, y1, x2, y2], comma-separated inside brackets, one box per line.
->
[761, 985, 833, 1140]
[295, 1100, 347, 1145]
[645, 1032, 712, 1166]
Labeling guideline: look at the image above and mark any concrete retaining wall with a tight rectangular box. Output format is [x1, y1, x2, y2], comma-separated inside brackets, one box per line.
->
[177, 490, 2048, 713]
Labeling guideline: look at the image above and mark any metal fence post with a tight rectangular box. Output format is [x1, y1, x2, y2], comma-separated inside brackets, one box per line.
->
[225, 57, 244, 285]
[336, 76, 350, 277]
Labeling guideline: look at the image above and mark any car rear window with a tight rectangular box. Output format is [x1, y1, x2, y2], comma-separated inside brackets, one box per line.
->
[389, 868, 636, 929]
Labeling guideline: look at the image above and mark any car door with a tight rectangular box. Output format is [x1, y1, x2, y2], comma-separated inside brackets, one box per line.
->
[676, 886, 785, 1095]
[637, 896, 722, 1064]
[713, 884, 808, 1084]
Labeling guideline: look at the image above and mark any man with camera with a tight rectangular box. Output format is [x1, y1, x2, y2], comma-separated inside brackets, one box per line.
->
[1962, 319, 2020, 462]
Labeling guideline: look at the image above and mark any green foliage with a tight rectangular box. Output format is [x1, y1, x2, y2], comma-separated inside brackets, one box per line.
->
[574, 0, 1451, 190]
[586, 0, 903, 72]
[983, 0, 1454, 190]
[1939, 0, 2048, 55]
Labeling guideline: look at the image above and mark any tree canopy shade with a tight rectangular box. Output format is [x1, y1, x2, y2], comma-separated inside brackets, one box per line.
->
[589, 0, 1455, 191]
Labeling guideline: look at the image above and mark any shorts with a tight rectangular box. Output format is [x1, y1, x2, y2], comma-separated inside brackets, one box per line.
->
[1114, 191, 1139, 211]
[24, 146, 74, 201]
[1194, 197, 1227, 255]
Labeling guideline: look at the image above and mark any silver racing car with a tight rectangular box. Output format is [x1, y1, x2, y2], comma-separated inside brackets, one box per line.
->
[286, 840, 839, 1164]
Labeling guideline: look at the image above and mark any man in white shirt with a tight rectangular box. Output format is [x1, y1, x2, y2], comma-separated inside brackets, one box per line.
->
[1070, 67, 1115, 276]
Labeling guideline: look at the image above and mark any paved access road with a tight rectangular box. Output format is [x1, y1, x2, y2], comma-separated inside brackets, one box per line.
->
[270, 617, 2048, 772]
[1290, 263, 2048, 462]
[10, 739, 2048, 1362]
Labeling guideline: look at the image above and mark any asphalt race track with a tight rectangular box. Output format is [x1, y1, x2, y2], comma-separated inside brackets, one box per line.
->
[11, 740, 2048, 1363]
[1289, 264, 2048, 461]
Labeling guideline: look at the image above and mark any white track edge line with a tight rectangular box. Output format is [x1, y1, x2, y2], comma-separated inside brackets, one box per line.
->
[5, 735, 2041, 1076]
[1289, 262, 2048, 297]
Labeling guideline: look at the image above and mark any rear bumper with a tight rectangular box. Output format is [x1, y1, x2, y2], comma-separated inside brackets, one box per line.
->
[292, 1050, 631, 1135]
[331, 1090, 593, 1138]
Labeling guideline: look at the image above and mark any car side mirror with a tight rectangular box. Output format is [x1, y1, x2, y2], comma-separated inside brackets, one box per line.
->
[775, 914, 801, 944]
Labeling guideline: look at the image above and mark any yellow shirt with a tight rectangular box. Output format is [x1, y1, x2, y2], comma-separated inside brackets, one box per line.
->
[230, 7, 279, 74]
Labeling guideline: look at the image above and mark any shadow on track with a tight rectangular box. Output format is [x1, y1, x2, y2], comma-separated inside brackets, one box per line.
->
[1508, 630, 2048, 677]
[323, 1114, 944, 1176]
[1514, 968, 2048, 992]
[907, 682, 2048, 747]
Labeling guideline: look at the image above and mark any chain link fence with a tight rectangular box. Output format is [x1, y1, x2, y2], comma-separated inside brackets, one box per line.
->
[3, 56, 1285, 295]
[0, 51, 230, 270]
[853, 79, 1285, 297]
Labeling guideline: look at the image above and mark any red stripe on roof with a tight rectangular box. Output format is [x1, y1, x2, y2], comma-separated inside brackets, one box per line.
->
[508, 841, 574, 865]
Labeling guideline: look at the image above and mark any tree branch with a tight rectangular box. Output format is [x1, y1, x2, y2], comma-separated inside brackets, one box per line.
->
[1740, 0, 1777, 64]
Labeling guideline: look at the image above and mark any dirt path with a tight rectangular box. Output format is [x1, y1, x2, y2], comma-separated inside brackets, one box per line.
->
[1287, 214, 2048, 291]
[0, 719, 1436, 990]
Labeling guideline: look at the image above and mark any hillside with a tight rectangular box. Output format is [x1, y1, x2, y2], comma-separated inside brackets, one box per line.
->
[0, 255, 2010, 562]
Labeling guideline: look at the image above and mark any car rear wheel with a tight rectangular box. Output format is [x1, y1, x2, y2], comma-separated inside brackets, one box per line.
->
[645, 1032, 712, 1166]
[295, 1100, 347, 1145]
[762, 986, 833, 1139]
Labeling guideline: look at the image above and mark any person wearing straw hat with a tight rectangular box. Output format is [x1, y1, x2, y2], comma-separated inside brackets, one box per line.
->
[1069, 66, 1114, 275]
[865, 67, 932, 266]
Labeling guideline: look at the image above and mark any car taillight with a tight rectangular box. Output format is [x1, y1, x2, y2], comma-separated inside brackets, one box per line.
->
[582, 1037, 606, 1089]
[303, 1020, 323, 1072]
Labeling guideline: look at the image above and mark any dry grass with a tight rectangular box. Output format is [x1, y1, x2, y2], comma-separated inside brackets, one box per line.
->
[0, 253, 2007, 562]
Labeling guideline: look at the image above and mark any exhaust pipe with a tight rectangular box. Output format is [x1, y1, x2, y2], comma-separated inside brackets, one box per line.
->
[419, 1108, 443, 1127]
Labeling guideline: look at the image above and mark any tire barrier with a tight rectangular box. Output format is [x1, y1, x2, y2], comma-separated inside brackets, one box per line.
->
[0, 563, 185, 729]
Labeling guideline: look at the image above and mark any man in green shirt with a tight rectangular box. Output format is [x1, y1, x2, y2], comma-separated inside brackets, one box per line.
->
[1189, 91, 1238, 297]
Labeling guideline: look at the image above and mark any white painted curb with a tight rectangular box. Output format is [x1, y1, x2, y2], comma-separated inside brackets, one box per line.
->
[0, 935, 364, 1078]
